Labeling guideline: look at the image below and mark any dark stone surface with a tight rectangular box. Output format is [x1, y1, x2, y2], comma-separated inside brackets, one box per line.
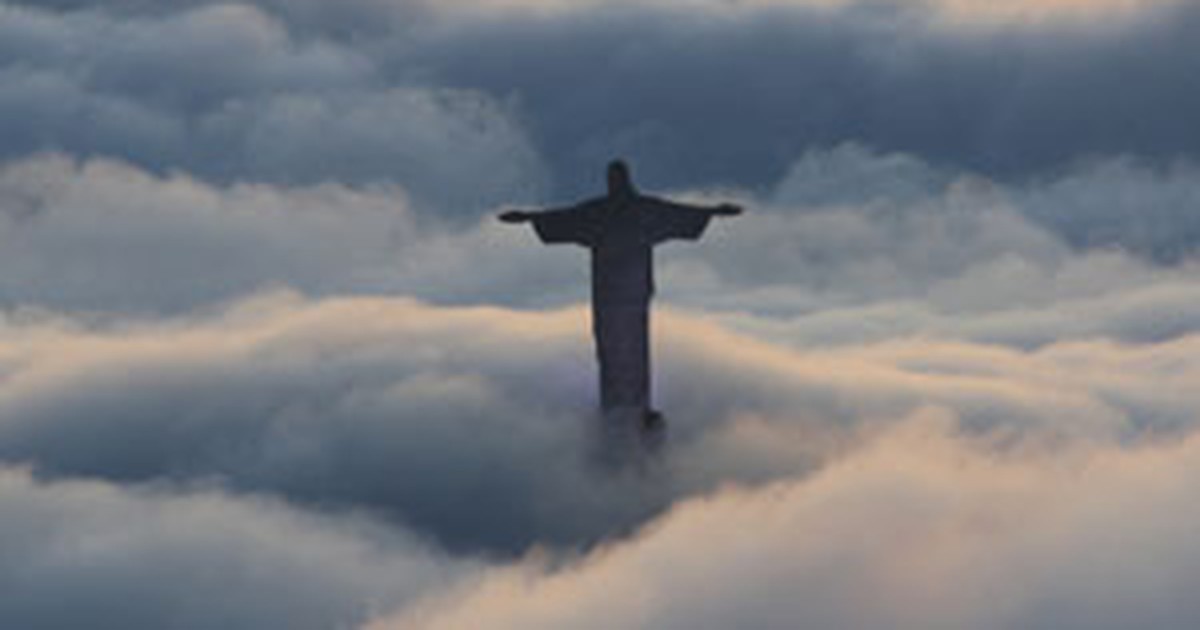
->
[501, 160, 741, 419]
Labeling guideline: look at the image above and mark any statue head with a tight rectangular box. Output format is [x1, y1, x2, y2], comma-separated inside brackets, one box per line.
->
[607, 159, 635, 200]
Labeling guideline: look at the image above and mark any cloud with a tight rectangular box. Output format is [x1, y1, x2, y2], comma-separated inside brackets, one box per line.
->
[911, 0, 1180, 24]
[0, 466, 469, 630]
[1, 3, 1199, 626]
[392, 0, 1200, 194]
[4, 146, 1200, 320]
[0, 154, 419, 311]
[665, 145, 1200, 347]
[2, 0, 1199, 201]
[7, 287, 1191, 630]
[1016, 156, 1200, 263]
[0, 3, 547, 211]
[717, 266, 1200, 349]
[0, 182, 1197, 621]
[3, 292, 1200, 557]
[0, 153, 596, 313]
[376, 414, 1200, 629]
[0, 295, 673, 554]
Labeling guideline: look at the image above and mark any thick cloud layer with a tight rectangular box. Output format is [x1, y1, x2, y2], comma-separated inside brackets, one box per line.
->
[2, 0, 1200, 201]
[380, 418, 1200, 630]
[3, 295, 1200, 554]
[1, 294, 1199, 626]
[0, 296, 669, 553]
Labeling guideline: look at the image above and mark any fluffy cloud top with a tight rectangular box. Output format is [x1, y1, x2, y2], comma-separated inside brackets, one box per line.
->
[381, 417, 1200, 630]
[3, 293, 1200, 552]
[1, 293, 1199, 627]
[3, 146, 1199, 317]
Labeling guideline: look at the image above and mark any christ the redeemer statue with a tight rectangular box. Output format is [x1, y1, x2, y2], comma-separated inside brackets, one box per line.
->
[500, 160, 741, 429]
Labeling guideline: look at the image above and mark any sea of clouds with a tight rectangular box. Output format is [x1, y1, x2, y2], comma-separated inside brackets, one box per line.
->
[2, 0, 1200, 628]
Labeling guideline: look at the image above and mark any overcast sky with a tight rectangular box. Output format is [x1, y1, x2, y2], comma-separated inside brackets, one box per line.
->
[2, 1, 1200, 628]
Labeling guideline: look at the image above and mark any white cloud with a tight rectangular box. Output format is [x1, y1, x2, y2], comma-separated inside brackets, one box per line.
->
[4, 146, 1200, 332]
[2, 293, 1199, 556]
[375, 413, 1200, 629]
[0, 155, 417, 310]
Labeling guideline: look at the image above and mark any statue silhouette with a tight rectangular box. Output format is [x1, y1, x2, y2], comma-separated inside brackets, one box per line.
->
[500, 160, 742, 432]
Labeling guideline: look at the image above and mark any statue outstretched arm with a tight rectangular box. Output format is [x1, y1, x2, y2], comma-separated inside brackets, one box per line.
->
[711, 202, 744, 217]
[497, 201, 594, 223]
[498, 209, 533, 223]
[649, 197, 743, 217]
[645, 196, 743, 243]
[498, 200, 601, 246]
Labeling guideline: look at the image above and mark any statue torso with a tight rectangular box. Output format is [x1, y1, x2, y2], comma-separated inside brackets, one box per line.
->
[590, 197, 655, 306]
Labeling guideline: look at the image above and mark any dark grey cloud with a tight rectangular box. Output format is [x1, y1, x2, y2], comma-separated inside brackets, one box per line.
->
[2, 0, 1199, 207]
[0, 2, 547, 212]
[0, 467, 469, 630]
[371, 0, 1200, 195]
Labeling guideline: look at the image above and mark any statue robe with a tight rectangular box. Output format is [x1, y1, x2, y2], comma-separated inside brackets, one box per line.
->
[528, 195, 713, 412]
